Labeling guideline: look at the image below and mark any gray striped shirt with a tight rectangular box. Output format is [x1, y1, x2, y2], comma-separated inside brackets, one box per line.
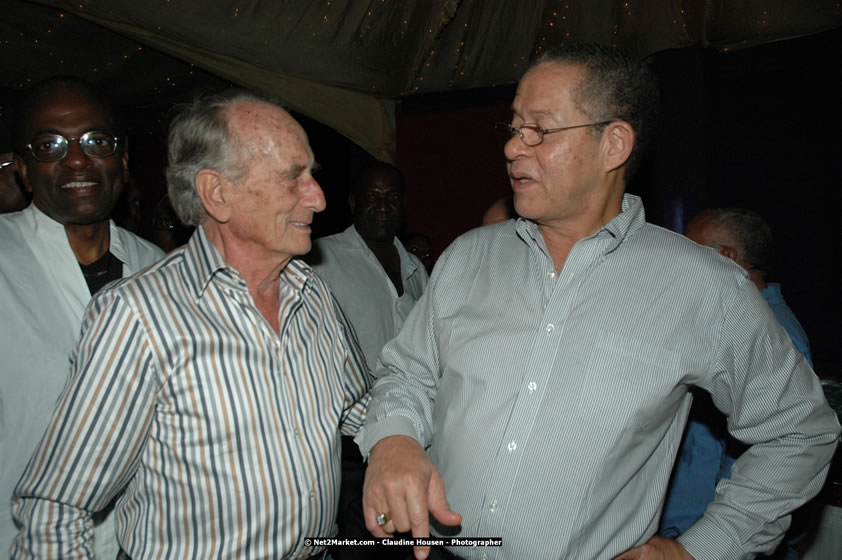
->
[12, 225, 370, 559]
[358, 194, 840, 560]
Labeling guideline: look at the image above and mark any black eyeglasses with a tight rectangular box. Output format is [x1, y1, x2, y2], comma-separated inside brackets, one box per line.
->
[24, 131, 120, 162]
[496, 121, 613, 147]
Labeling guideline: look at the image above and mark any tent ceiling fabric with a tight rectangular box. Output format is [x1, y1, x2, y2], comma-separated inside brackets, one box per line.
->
[3, 0, 840, 161]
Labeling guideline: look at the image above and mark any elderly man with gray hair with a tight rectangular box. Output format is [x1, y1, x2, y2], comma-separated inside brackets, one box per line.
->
[12, 90, 370, 559]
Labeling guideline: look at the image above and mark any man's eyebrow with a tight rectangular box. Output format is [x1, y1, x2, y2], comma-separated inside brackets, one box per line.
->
[512, 109, 555, 122]
[285, 162, 319, 178]
[286, 164, 307, 177]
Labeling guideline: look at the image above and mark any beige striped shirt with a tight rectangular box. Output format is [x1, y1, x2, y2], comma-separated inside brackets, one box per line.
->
[12, 225, 370, 559]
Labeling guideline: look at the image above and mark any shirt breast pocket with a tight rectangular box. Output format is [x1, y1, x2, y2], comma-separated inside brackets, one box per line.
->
[574, 329, 684, 433]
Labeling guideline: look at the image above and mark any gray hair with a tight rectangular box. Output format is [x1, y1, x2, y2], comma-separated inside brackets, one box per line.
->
[530, 43, 660, 179]
[699, 208, 773, 273]
[165, 89, 276, 226]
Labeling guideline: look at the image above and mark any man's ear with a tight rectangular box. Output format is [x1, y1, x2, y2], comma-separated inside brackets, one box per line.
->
[13, 154, 31, 193]
[717, 245, 739, 263]
[121, 151, 130, 182]
[195, 169, 232, 223]
[348, 191, 356, 214]
[602, 121, 635, 173]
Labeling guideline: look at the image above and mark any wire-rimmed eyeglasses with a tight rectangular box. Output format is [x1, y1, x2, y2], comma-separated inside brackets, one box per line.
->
[24, 131, 121, 162]
[496, 121, 614, 147]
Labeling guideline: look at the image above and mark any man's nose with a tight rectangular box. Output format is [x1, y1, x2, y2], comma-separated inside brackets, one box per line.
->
[305, 176, 327, 212]
[62, 139, 92, 170]
[503, 130, 529, 161]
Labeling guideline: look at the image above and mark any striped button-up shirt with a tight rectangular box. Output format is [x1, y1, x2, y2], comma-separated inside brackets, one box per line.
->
[12, 225, 370, 559]
[358, 194, 840, 560]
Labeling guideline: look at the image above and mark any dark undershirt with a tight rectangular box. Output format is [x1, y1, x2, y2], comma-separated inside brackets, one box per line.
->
[79, 250, 123, 295]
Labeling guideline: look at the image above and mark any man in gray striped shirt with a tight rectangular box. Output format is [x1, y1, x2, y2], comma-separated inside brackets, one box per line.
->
[358, 44, 840, 560]
[12, 91, 370, 558]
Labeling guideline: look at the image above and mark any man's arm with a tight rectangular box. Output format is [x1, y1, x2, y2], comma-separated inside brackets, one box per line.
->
[11, 289, 159, 558]
[678, 283, 840, 559]
[330, 290, 372, 436]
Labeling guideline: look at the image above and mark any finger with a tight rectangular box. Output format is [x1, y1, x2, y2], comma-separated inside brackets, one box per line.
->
[427, 470, 462, 528]
[376, 511, 397, 536]
[380, 519, 397, 535]
[363, 497, 394, 538]
[405, 492, 431, 559]
[413, 544, 431, 560]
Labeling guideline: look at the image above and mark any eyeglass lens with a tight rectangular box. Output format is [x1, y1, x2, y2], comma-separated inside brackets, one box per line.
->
[495, 123, 543, 146]
[28, 132, 117, 162]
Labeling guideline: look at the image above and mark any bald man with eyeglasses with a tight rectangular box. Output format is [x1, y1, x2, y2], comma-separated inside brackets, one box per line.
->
[0, 77, 163, 558]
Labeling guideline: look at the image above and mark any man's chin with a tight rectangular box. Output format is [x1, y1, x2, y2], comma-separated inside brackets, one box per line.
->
[55, 211, 114, 227]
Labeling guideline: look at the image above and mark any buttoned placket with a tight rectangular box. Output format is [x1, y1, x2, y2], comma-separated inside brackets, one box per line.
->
[230, 269, 323, 539]
[475, 232, 612, 556]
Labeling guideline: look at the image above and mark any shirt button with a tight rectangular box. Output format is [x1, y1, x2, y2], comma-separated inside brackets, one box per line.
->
[507, 441, 517, 453]
[489, 500, 498, 512]
[480, 555, 488, 560]
[294, 428, 301, 437]
[310, 490, 316, 499]
[545, 323, 554, 334]
[528, 382, 537, 393]
[547, 271, 556, 279]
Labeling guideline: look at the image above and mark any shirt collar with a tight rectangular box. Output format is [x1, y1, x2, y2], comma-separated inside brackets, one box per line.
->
[347, 224, 420, 279]
[515, 193, 646, 255]
[25, 203, 132, 263]
[184, 224, 315, 299]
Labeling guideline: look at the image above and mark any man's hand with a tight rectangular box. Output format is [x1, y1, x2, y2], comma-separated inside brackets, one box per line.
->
[613, 536, 694, 560]
[363, 435, 462, 559]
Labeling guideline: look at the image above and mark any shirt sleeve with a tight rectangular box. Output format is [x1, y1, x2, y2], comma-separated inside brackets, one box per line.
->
[331, 292, 373, 437]
[355, 242, 451, 457]
[678, 280, 840, 559]
[11, 288, 160, 559]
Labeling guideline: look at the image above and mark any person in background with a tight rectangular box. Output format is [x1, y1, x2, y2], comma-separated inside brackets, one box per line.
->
[662, 207, 816, 558]
[0, 76, 163, 558]
[111, 173, 143, 233]
[402, 231, 435, 275]
[357, 43, 839, 560]
[683, 208, 811, 362]
[150, 193, 193, 252]
[480, 194, 515, 225]
[0, 151, 28, 213]
[310, 161, 428, 368]
[308, 160, 428, 559]
[11, 89, 370, 559]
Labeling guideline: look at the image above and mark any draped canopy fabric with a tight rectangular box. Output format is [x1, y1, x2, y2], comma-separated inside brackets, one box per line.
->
[3, 0, 840, 161]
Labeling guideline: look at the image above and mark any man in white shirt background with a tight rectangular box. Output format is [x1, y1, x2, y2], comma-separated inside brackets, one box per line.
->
[0, 76, 163, 558]
[309, 160, 428, 558]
